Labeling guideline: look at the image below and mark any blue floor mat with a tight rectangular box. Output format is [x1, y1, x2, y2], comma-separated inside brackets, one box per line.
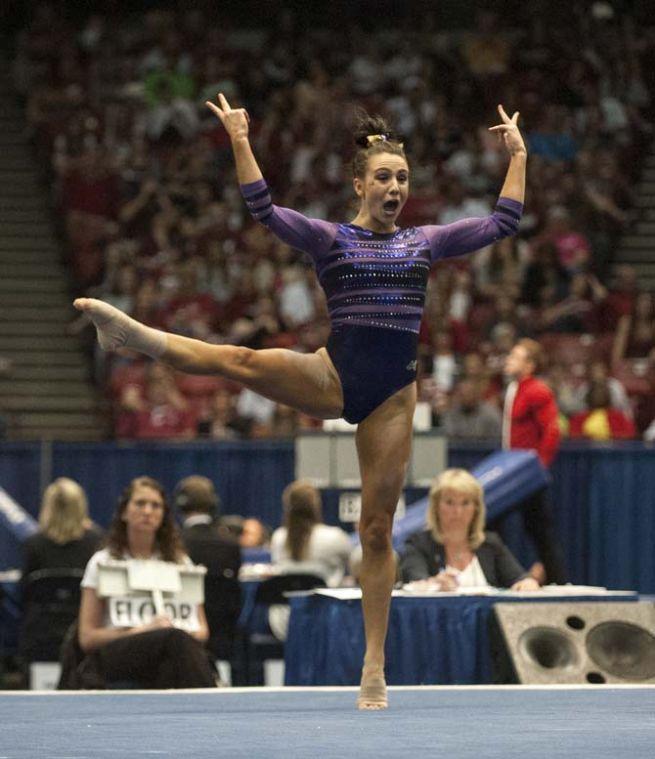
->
[1, 686, 653, 758]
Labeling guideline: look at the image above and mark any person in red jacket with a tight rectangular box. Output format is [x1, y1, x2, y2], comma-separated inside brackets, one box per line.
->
[569, 381, 636, 440]
[502, 338, 567, 584]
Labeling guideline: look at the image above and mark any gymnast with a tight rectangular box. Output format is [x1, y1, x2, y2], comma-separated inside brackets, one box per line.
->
[74, 95, 526, 709]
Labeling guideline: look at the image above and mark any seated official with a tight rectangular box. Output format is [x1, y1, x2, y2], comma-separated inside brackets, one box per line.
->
[75, 476, 216, 689]
[240, 517, 272, 550]
[400, 468, 538, 591]
[21, 477, 103, 582]
[20, 478, 103, 665]
[174, 475, 241, 580]
[271, 480, 351, 588]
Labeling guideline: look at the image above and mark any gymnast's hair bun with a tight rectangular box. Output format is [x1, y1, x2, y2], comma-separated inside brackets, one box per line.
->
[353, 110, 399, 148]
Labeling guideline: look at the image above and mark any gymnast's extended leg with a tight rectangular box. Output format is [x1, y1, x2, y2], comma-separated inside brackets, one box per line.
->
[74, 298, 343, 419]
[355, 382, 415, 709]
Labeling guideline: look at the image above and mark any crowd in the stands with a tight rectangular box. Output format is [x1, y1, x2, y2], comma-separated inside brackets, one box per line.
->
[12, 2, 655, 441]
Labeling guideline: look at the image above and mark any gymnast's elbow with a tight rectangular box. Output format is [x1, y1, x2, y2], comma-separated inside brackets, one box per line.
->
[494, 216, 521, 239]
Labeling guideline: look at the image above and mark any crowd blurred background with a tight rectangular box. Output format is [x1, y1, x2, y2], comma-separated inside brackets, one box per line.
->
[9, 0, 655, 442]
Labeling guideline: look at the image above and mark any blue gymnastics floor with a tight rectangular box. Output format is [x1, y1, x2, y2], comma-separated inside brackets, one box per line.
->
[1, 686, 654, 759]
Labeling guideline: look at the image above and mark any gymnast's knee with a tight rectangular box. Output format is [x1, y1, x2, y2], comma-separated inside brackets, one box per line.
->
[360, 513, 394, 554]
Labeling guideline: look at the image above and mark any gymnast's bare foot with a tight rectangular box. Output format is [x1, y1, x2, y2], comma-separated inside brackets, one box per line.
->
[74, 298, 167, 357]
[74, 298, 131, 351]
[357, 664, 388, 710]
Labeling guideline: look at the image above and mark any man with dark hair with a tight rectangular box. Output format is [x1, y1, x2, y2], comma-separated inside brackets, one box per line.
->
[174, 476, 241, 581]
[174, 476, 242, 667]
[502, 338, 567, 585]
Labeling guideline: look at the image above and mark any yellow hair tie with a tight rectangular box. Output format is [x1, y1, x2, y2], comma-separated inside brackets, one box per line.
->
[366, 134, 404, 149]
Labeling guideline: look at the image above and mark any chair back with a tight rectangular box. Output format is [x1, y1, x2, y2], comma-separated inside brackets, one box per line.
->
[203, 574, 242, 660]
[254, 573, 326, 607]
[20, 569, 84, 662]
[22, 568, 84, 606]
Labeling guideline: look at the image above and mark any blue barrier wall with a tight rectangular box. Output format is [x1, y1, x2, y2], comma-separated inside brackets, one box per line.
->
[1, 440, 654, 592]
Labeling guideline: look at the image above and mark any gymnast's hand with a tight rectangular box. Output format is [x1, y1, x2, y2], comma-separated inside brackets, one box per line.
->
[205, 93, 250, 142]
[488, 104, 527, 157]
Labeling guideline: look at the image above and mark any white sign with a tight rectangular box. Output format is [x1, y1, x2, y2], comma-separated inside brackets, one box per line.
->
[338, 493, 406, 523]
[109, 595, 200, 632]
[339, 493, 361, 522]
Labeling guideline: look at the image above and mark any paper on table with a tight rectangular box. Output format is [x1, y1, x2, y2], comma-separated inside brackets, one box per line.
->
[400, 584, 637, 598]
[316, 585, 638, 601]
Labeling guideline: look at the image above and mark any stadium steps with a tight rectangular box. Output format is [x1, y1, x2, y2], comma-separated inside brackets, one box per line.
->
[0, 71, 107, 441]
[613, 139, 655, 289]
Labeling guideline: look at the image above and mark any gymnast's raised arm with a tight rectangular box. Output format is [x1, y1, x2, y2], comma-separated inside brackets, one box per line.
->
[424, 105, 527, 261]
[205, 93, 335, 259]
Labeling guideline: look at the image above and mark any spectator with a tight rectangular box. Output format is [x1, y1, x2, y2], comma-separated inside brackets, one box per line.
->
[537, 272, 605, 334]
[502, 338, 567, 585]
[460, 10, 512, 80]
[399, 468, 537, 591]
[545, 361, 586, 422]
[22, 478, 103, 581]
[612, 292, 655, 365]
[481, 293, 528, 341]
[219, 514, 245, 543]
[73, 476, 216, 689]
[586, 360, 633, 420]
[19, 478, 103, 670]
[601, 265, 639, 332]
[117, 364, 197, 439]
[520, 240, 569, 309]
[240, 518, 271, 550]
[475, 237, 523, 302]
[144, 57, 199, 142]
[429, 329, 458, 393]
[200, 387, 241, 439]
[234, 387, 276, 437]
[569, 381, 636, 441]
[174, 475, 241, 581]
[440, 179, 491, 224]
[542, 206, 591, 274]
[460, 351, 502, 406]
[270, 480, 351, 588]
[441, 379, 502, 441]
[174, 475, 242, 663]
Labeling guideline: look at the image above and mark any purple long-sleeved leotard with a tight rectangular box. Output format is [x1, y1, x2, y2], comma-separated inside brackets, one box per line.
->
[240, 178, 522, 422]
[241, 179, 522, 335]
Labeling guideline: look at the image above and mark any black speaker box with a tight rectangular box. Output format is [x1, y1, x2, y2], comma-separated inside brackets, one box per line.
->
[492, 602, 655, 684]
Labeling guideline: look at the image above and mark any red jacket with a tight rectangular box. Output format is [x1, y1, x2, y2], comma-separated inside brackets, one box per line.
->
[504, 376, 560, 468]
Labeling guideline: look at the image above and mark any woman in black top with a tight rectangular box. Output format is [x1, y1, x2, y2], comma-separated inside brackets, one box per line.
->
[21, 478, 102, 582]
[400, 469, 538, 591]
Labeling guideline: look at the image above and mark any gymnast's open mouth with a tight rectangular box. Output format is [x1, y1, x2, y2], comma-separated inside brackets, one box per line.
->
[383, 199, 400, 213]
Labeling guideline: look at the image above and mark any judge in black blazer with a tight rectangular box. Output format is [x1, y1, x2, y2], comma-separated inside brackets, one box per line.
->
[175, 476, 241, 580]
[400, 469, 539, 591]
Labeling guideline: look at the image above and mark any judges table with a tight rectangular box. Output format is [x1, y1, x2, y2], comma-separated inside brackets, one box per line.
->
[284, 588, 639, 686]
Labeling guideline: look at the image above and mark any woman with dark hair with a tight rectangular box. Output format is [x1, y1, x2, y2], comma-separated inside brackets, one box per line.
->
[75, 476, 215, 689]
[271, 480, 351, 587]
[74, 97, 526, 707]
